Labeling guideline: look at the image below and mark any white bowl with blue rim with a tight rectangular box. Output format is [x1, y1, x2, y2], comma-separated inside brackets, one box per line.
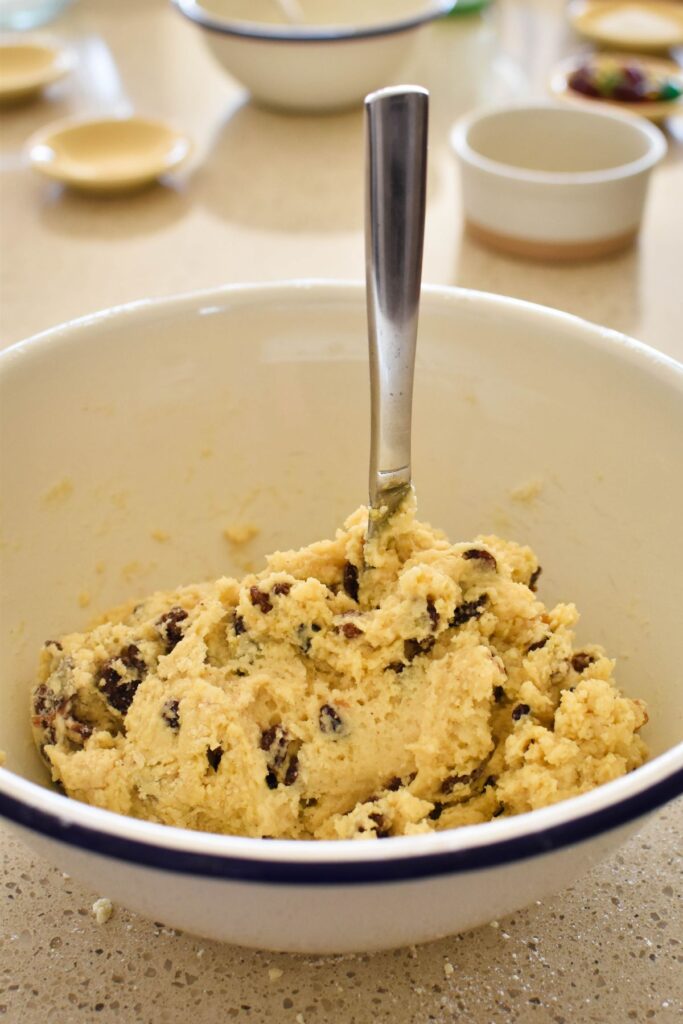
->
[0, 281, 681, 952]
[171, 0, 454, 112]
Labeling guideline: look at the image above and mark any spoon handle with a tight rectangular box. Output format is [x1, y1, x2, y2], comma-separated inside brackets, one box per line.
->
[365, 85, 428, 514]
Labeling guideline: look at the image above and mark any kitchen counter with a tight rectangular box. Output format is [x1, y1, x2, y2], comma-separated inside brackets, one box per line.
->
[0, 1, 681, 1021]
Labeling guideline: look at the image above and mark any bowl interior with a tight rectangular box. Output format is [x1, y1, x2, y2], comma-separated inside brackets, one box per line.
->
[1, 285, 681, 788]
[31, 118, 189, 180]
[195, 0, 445, 31]
[466, 106, 654, 174]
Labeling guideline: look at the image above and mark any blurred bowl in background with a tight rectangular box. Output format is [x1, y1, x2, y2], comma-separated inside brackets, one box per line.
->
[0, 0, 72, 31]
[451, 101, 666, 262]
[27, 114, 193, 193]
[0, 35, 72, 103]
[171, 0, 454, 112]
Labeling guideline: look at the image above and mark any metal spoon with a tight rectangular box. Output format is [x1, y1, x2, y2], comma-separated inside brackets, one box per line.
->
[364, 85, 429, 547]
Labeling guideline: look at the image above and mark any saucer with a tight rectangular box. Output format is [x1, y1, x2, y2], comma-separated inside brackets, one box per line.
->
[567, 0, 683, 52]
[0, 37, 72, 103]
[27, 115, 192, 193]
[550, 52, 683, 123]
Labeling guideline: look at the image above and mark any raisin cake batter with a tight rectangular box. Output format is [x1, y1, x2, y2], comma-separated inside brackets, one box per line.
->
[31, 496, 648, 839]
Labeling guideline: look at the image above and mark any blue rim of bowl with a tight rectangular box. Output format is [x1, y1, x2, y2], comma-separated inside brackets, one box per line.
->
[172, 0, 455, 43]
[1, 764, 682, 885]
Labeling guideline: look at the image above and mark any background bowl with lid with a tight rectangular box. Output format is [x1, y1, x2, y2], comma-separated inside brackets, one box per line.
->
[450, 101, 666, 261]
[171, 0, 454, 112]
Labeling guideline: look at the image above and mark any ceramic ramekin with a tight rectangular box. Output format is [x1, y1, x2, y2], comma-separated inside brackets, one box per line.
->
[172, 0, 454, 112]
[450, 101, 667, 261]
[1, 283, 682, 952]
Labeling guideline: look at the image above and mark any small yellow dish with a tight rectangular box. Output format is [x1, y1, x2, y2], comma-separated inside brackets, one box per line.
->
[27, 115, 192, 193]
[550, 52, 683, 124]
[567, 0, 683, 53]
[0, 37, 72, 103]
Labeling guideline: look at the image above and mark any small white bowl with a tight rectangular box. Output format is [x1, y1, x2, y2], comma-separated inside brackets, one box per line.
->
[172, 0, 454, 112]
[0, 35, 72, 104]
[1, 282, 682, 953]
[450, 101, 666, 261]
[27, 114, 192, 193]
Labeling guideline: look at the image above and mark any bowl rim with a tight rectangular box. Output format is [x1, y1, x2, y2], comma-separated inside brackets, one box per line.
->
[450, 100, 667, 186]
[171, 0, 455, 43]
[1, 280, 682, 886]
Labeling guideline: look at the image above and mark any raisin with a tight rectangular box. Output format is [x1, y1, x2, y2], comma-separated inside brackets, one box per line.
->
[493, 685, 506, 704]
[385, 661, 405, 674]
[527, 637, 548, 653]
[404, 636, 435, 662]
[260, 724, 287, 761]
[529, 566, 542, 592]
[463, 548, 497, 570]
[69, 720, 93, 740]
[157, 607, 188, 652]
[33, 684, 61, 721]
[98, 642, 147, 715]
[272, 582, 291, 596]
[284, 754, 299, 787]
[571, 652, 596, 673]
[43, 639, 63, 650]
[41, 725, 57, 748]
[234, 613, 246, 636]
[120, 644, 146, 676]
[161, 699, 180, 730]
[341, 622, 363, 639]
[297, 625, 312, 654]
[386, 776, 402, 791]
[260, 726, 276, 750]
[319, 704, 343, 734]
[249, 586, 273, 613]
[206, 745, 223, 771]
[426, 599, 439, 631]
[450, 593, 488, 628]
[265, 772, 278, 790]
[302, 797, 318, 808]
[512, 703, 531, 721]
[483, 775, 497, 790]
[98, 663, 140, 715]
[368, 812, 391, 839]
[429, 803, 443, 821]
[343, 561, 360, 602]
[100, 662, 121, 688]
[492, 804, 505, 818]
[311, 624, 321, 632]
[441, 772, 474, 794]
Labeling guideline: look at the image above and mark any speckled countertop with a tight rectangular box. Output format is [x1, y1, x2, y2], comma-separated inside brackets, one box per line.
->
[1, 0, 682, 1021]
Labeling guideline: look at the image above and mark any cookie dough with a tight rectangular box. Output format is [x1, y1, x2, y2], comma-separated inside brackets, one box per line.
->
[31, 495, 648, 840]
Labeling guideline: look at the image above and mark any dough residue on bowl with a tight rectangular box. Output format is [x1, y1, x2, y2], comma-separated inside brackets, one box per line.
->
[30, 495, 647, 840]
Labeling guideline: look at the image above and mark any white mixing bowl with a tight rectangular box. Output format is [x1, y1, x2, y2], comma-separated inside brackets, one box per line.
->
[172, 0, 454, 112]
[0, 282, 681, 953]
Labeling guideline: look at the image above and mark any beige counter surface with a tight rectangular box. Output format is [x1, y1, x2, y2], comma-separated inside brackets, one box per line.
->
[1, 0, 682, 1021]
